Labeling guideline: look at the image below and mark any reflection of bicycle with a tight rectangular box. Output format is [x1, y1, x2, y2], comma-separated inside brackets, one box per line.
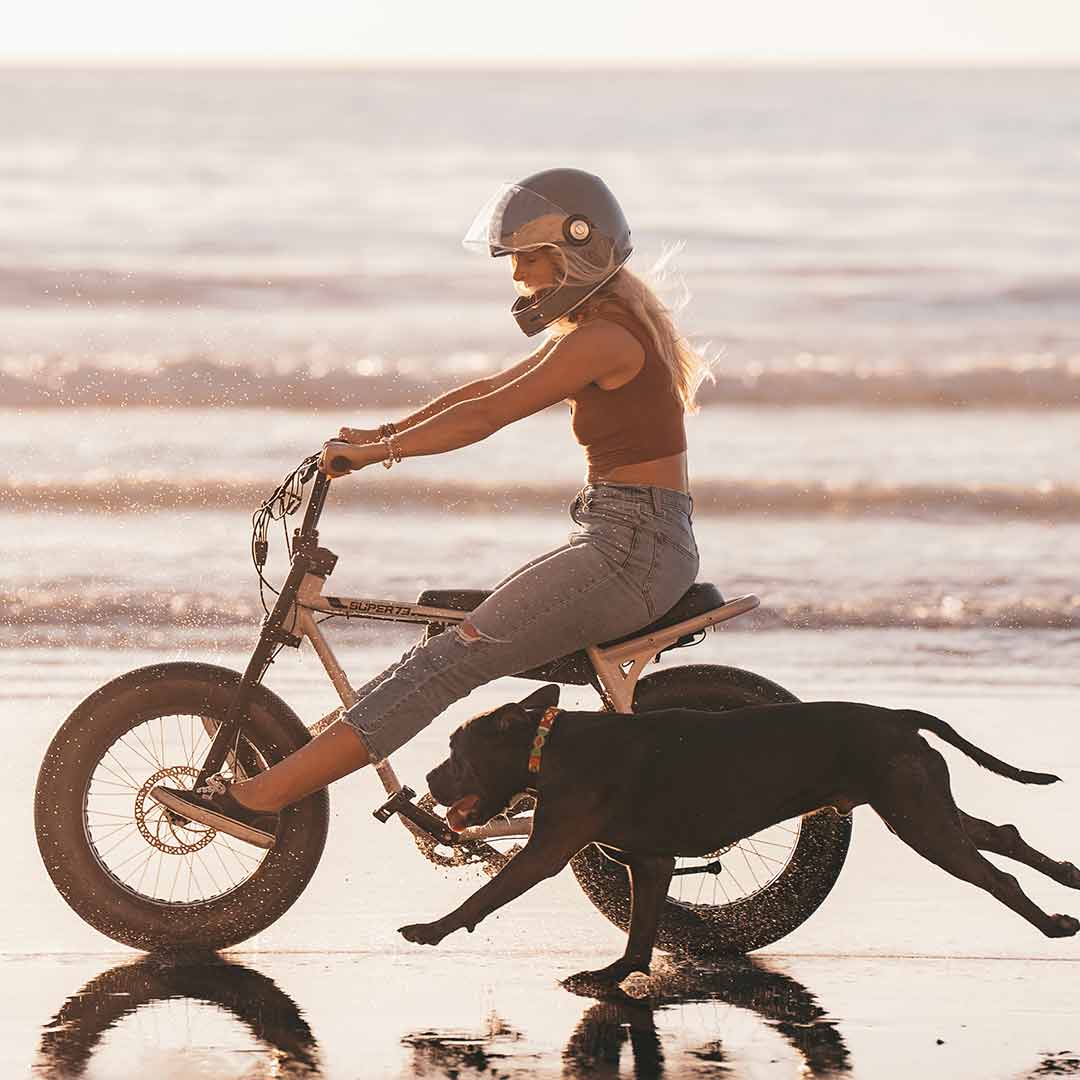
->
[33, 953, 322, 1078]
[35, 455, 850, 956]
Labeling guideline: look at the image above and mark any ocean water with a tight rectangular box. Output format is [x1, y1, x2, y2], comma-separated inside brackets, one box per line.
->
[1, 67, 1079, 407]
[2, 63, 1077, 761]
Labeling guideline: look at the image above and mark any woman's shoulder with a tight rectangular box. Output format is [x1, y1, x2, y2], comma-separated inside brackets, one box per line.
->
[560, 306, 642, 354]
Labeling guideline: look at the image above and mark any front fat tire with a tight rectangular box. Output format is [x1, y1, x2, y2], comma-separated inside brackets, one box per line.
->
[34, 663, 329, 952]
[570, 664, 852, 956]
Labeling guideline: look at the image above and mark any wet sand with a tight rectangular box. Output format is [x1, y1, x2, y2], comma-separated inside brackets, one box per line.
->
[13, 951, 1080, 1078]
[7, 643, 1079, 1077]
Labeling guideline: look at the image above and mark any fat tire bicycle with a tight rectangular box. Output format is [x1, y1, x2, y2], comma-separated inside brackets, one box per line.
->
[35, 455, 851, 955]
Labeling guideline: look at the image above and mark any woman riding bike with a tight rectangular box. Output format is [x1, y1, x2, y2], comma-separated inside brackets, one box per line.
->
[151, 167, 713, 848]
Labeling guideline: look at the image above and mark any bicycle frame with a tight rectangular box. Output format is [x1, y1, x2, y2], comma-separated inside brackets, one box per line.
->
[195, 468, 759, 846]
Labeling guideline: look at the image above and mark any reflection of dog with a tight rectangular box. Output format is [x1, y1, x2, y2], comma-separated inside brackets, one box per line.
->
[561, 956, 851, 1078]
[399, 684, 1080, 980]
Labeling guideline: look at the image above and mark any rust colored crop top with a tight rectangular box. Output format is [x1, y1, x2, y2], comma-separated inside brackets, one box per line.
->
[568, 307, 687, 474]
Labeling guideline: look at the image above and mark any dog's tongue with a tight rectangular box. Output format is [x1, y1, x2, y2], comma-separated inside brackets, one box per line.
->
[446, 794, 480, 833]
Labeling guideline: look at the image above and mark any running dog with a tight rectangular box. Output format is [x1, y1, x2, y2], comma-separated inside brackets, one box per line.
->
[398, 684, 1079, 981]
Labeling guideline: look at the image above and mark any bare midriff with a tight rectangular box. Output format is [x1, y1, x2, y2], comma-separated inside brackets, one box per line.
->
[589, 449, 690, 494]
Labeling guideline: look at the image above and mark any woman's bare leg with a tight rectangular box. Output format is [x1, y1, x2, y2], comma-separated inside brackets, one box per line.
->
[229, 721, 371, 813]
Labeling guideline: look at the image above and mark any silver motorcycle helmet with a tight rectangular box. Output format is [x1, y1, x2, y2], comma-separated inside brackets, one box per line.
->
[463, 168, 633, 336]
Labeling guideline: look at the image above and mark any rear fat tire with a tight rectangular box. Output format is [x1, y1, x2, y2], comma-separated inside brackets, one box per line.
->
[570, 664, 852, 955]
[35, 662, 329, 952]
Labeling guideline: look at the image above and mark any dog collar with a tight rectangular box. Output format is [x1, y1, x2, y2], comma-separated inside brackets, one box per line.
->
[527, 706, 560, 775]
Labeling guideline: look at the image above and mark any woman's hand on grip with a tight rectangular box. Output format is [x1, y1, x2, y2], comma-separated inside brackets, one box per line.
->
[319, 439, 385, 478]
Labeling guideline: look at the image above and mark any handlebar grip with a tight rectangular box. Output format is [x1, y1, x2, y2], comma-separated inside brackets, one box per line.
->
[329, 456, 353, 474]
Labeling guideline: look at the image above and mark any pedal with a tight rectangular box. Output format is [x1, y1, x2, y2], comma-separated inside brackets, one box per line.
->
[373, 786, 458, 846]
[373, 786, 416, 822]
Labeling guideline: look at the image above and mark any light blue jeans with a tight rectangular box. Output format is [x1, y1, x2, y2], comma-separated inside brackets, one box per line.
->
[342, 483, 700, 761]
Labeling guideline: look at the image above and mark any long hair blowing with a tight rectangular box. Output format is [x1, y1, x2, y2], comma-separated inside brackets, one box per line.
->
[555, 245, 715, 413]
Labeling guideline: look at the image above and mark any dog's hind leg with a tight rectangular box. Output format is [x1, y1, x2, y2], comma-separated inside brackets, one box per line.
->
[870, 749, 1079, 939]
[575, 854, 676, 984]
[957, 812, 1080, 890]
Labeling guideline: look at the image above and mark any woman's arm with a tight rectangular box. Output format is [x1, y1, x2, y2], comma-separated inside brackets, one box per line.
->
[338, 339, 557, 444]
[322, 321, 635, 473]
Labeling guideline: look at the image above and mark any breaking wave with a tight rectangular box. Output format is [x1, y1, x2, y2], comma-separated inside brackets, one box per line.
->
[2, 353, 1079, 408]
[8, 475, 1080, 520]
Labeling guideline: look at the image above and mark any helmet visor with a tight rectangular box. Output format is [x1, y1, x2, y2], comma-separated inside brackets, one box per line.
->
[462, 184, 571, 257]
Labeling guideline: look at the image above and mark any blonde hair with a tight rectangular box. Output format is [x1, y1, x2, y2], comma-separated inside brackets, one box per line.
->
[551, 246, 714, 413]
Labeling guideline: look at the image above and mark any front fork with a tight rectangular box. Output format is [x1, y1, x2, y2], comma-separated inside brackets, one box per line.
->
[192, 535, 337, 790]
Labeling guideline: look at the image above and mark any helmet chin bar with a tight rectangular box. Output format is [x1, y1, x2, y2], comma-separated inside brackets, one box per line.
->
[509, 253, 633, 337]
[513, 280, 546, 300]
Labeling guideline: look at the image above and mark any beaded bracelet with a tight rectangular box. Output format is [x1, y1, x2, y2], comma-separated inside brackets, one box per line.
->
[380, 434, 403, 469]
[378, 421, 398, 439]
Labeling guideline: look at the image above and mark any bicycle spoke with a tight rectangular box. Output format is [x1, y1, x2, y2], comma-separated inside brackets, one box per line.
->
[84, 711, 270, 907]
[124, 726, 163, 772]
[90, 820, 136, 845]
[738, 845, 763, 891]
[95, 755, 140, 792]
[134, 846, 155, 895]
[177, 712, 191, 766]
[725, 862, 746, 896]
[168, 851, 184, 902]
[194, 847, 224, 896]
[665, 817, 801, 909]
[743, 836, 794, 850]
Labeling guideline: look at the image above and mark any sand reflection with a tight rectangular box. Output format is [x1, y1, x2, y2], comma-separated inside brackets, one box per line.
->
[404, 955, 849, 1078]
[32, 952, 322, 1078]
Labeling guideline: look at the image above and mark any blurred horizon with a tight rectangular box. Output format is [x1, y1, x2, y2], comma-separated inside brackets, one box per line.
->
[3, 59, 1080, 70]
[5, 0, 1080, 67]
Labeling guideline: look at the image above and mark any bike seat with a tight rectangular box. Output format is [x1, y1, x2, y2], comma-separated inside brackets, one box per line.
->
[416, 583, 725, 646]
[599, 582, 725, 646]
[416, 589, 491, 612]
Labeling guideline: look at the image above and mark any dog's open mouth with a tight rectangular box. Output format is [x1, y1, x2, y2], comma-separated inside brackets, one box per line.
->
[446, 794, 481, 833]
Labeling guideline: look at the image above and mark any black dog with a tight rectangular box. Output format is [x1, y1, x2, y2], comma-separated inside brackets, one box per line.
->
[399, 684, 1079, 980]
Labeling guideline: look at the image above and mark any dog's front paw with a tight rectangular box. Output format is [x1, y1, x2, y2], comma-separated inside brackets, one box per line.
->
[1046, 913, 1079, 938]
[1055, 861, 1080, 889]
[398, 920, 451, 946]
[567, 958, 649, 985]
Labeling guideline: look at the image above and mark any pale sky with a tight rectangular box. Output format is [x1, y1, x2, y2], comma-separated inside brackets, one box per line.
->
[4, 0, 1080, 65]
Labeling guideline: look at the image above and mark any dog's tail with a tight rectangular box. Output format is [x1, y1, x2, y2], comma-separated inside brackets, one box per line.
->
[901, 710, 1061, 785]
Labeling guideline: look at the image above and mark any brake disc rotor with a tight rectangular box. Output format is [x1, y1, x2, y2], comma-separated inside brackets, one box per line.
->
[134, 766, 217, 854]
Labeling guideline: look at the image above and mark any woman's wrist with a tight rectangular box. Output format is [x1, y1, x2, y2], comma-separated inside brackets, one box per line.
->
[337, 426, 380, 445]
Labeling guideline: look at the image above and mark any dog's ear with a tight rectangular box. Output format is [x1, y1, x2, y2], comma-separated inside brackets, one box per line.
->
[517, 684, 560, 711]
[494, 704, 527, 733]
